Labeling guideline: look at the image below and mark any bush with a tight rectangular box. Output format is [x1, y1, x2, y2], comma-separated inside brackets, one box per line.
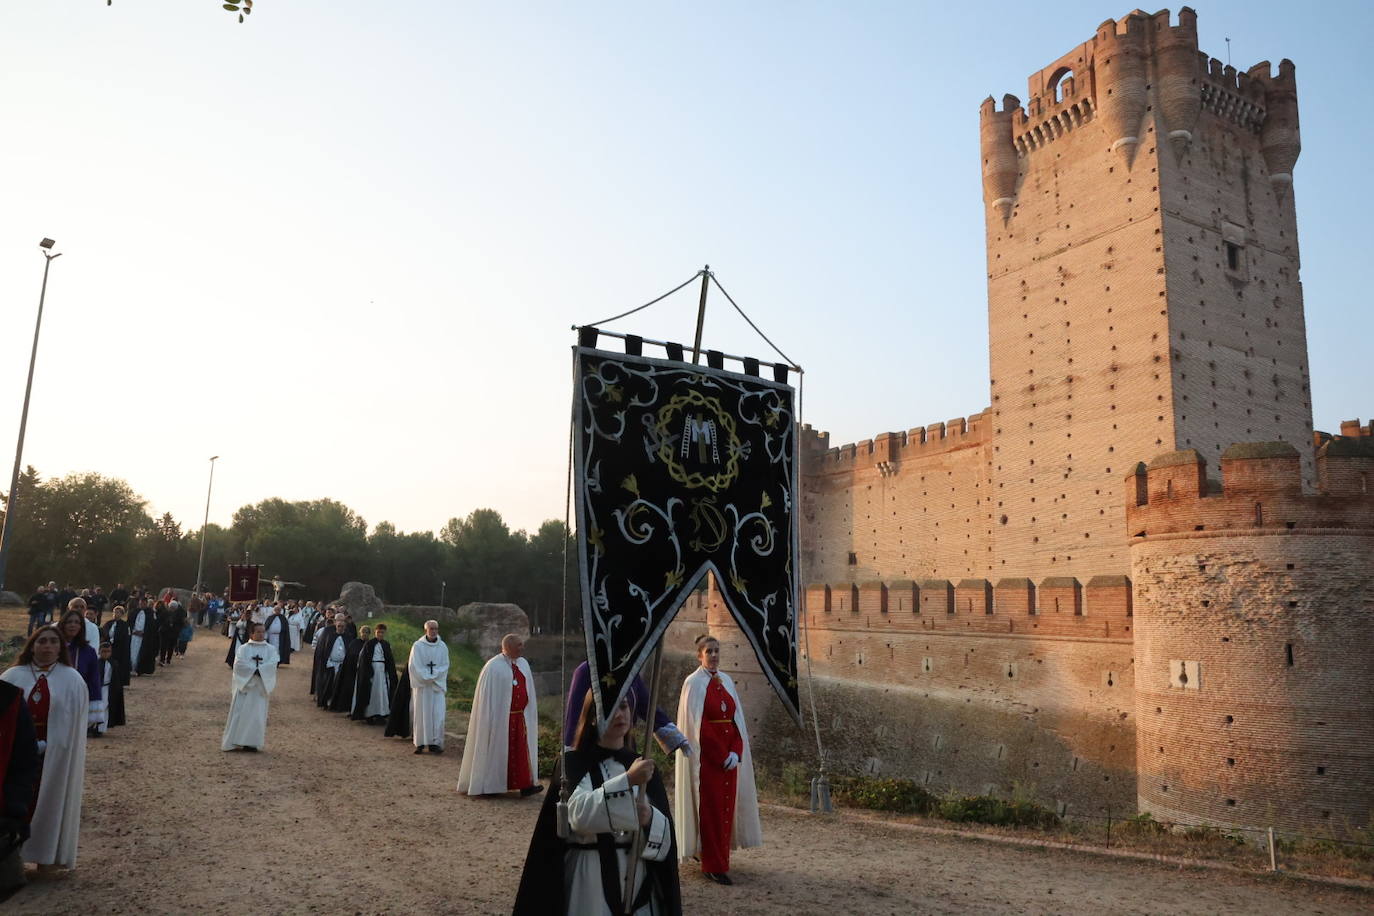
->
[1120, 811, 1169, 837]
[937, 792, 1060, 829]
[832, 775, 938, 814]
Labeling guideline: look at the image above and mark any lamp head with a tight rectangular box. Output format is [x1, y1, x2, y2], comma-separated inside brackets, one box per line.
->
[39, 238, 55, 250]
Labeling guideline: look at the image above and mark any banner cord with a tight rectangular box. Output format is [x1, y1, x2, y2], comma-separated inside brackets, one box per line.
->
[709, 272, 800, 370]
[581, 271, 703, 329]
[797, 371, 827, 771]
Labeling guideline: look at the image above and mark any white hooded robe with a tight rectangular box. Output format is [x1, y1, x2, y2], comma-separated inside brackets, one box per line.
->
[221, 639, 279, 751]
[1, 664, 88, 867]
[407, 637, 450, 748]
[457, 653, 537, 795]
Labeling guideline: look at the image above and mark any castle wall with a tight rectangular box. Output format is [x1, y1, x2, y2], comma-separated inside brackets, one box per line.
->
[1129, 448, 1374, 837]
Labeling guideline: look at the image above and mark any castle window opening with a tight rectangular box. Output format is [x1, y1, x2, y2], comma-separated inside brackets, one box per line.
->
[1286, 643, 1294, 666]
[1317, 766, 1326, 775]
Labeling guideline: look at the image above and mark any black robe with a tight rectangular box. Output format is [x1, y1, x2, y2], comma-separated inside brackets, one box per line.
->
[265, 612, 293, 667]
[101, 619, 132, 686]
[311, 627, 342, 698]
[101, 659, 127, 728]
[383, 668, 412, 738]
[325, 635, 363, 712]
[512, 747, 682, 916]
[350, 638, 399, 720]
[130, 608, 159, 675]
[224, 623, 250, 666]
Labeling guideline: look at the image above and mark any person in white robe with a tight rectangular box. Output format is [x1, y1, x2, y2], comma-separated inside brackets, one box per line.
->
[674, 635, 762, 883]
[407, 621, 449, 753]
[286, 605, 303, 652]
[361, 625, 392, 719]
[81, 607, 100, 654]
[221, 623, 280, 752]
[129, 602, 152, 675]
[457, 633, 539, 796]
[1, 625, 89, 869]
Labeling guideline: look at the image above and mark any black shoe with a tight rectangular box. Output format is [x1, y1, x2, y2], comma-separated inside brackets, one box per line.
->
[414, 746, 425, 754]
[242, 746, 259, 753]
[520, 785, 544, 798]
[703, 872, 733, 885]
[428, 745, 444, 754]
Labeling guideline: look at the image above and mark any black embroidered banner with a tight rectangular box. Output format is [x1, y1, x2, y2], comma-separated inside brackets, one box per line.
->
[574, 344, 800, 727]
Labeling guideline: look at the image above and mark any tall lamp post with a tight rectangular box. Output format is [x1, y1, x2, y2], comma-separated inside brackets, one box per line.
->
[0, 239, 62, 592]
[193, 455, 219, 594]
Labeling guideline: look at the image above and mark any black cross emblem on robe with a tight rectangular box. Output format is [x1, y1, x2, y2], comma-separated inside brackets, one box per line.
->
[426, 660, 437, 675]
[251, 654, 264, 671]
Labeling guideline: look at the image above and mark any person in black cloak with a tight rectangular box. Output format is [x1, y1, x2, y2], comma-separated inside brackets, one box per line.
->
[512, 692, 681, 916]
[97, 641, 126, 730]
[131, 599, 160, 677]
[101, 605, 132, 688]
[383, 667, 412, 739]
[325, 624, 364, 713]
[263, 607, 294, 667]
[307, 608, 337, 696]
[224, 611, 251, 666]
[350, 623, 398, 723]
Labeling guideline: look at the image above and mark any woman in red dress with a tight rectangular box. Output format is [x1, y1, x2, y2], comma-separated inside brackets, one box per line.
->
[674, 635, 762, 885]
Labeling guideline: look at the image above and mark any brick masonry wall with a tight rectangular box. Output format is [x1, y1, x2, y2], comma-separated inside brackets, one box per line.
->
[1132, 531, 1374, 836]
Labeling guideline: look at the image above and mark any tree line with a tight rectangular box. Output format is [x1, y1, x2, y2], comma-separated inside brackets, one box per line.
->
[0, 466, 578, 633]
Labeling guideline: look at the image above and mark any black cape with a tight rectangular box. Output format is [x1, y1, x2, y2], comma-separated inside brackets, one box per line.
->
[512, 746, 681, 916]
[383, 668, 412, 738]
[265, 613, 293, 667]
[309, 625, 335, 695]
[314, 629, 349, 705]
[350, 638, 398, 720]
[326, 636, 363, 712]
[100, 659, 127, 728]
[224, 624, 250, 666]
[130, 608, 159, 675]
[101, 619, 132, 687]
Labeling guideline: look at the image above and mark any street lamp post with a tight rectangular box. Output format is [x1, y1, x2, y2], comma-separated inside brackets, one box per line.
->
[0, 239, 62, 592]
[193, 455, 219, 594]
[440, 580, 446, 609]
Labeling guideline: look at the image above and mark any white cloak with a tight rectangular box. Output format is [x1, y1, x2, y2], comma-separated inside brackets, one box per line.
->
[565, 758, 672, 915]
[83, 619, 100, 650]
[407, 637, 449, 748]
[221, 639, 279, 751]
[674, 667, 763, 858]
[286, 611, 303, 651]
[457, 654, 537, 795]
[1, 664, 88, 867]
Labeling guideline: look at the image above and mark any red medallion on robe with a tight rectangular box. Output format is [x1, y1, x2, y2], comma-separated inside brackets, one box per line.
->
[507, 663, 532, 791]
[26, 673, 52, 819]
[698, 673, 743, 873]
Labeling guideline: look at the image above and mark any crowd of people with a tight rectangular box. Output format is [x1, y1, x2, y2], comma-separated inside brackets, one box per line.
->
[5, 579, 765, 914]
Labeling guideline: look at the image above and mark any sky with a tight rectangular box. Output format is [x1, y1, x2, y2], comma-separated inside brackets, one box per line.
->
[1, 1, 1371, 537]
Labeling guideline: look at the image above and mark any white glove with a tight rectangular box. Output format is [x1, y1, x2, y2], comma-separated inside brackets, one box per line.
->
[722, 751, 739, 771]
[655, 723, 691, 756]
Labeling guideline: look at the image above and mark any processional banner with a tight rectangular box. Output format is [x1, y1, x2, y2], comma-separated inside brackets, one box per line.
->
[228, 565, 261, 603]
[573, 343, 801, 728]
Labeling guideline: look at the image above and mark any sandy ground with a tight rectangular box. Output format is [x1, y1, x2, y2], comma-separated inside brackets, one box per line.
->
[6, 632, 1370, 915]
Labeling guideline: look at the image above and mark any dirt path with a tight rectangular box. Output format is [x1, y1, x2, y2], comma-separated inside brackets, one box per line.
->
[8, 633, 1370, 915]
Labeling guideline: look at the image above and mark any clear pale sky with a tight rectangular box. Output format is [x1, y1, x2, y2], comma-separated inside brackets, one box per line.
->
[2, 1, 1370, 537]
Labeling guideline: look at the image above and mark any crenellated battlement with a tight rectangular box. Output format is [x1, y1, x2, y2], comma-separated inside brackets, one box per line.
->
[801, 410, 990, 477]
[1126, 442, 1374, 538]
[802, 572, 1133, 639]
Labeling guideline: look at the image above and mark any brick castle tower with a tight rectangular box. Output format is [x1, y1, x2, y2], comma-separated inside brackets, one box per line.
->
[981, 7, 1309, 582]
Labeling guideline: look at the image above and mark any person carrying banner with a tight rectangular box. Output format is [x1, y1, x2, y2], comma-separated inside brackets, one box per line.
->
[513, 692, 681, 915]
[674, 634, 762, 885]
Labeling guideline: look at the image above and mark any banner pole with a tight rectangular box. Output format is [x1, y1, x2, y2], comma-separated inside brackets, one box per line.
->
[689, 266, 710, 364]
[621, 640, 665, 914]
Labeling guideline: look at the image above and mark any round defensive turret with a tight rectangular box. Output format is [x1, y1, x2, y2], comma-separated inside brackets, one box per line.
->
[980, 94, 1020, 222]
[1155, 7, 1202, 158]
[1095, 15, 1148, 163]
[1257, 59, 1301, 193]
